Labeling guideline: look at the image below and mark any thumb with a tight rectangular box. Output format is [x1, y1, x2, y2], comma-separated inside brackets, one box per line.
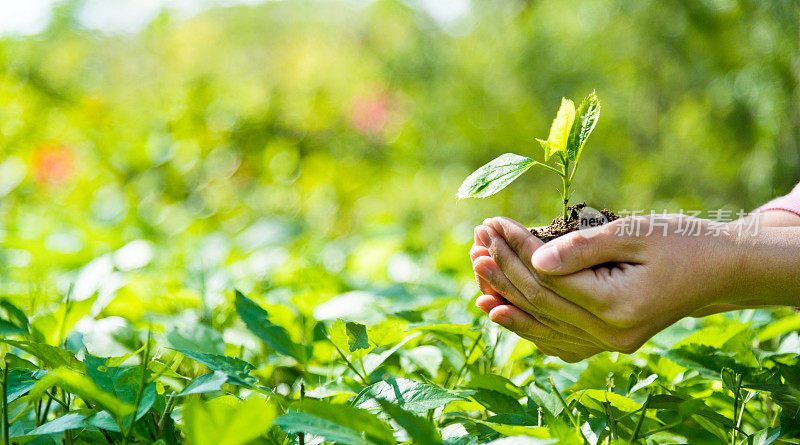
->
[531, 222, 642, 275]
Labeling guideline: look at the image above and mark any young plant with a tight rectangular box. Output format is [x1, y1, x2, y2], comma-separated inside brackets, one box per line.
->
[457, 91, 600, 220]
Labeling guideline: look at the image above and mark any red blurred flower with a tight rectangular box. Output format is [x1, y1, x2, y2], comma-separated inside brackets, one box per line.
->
[31, 144, 74, 186]
[350, 91, 391, 136]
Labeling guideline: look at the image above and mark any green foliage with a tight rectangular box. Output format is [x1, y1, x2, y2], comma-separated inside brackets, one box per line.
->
[235, 291, 308, 362]
[459, 92, 602, 219]
[0, 0, 798, 443]
[457, 153, 539, 199]
[183, 396, 277, 445]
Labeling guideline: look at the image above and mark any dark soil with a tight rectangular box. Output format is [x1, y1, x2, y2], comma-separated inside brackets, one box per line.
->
[530, 202, 618, 243]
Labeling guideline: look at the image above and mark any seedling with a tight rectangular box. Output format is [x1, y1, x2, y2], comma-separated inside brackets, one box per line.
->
[457, 91, 600, 221]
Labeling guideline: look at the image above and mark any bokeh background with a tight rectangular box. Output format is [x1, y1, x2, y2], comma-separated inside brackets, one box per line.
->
[0, 0, 798, 331]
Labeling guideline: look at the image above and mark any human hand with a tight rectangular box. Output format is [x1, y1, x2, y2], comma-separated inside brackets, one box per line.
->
[471, 218, 606, 362]
[473, 214, 743, 356]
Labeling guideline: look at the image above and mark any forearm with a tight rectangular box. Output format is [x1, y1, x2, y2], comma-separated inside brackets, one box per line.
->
[758, 209, 800, 227]
[690, 210, 800, 317]
[728, 226, 800, 307]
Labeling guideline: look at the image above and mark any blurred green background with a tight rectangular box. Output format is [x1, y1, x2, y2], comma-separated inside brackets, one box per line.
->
[0, 0, 798, 321]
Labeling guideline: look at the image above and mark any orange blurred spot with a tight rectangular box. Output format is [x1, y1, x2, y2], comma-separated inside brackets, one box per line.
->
[350, 91, 391, 136]
[31, 144, 74, 186]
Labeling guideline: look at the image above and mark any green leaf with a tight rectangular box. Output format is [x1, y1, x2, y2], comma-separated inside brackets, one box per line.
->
[346, 321, 370, 352]
[566, 91, 600, 162]
[172, 348, 256, 387]
[692, 414, 729, 443]
[353, 378, 465, 414]
[274, 411, 372, 445]
[477, 421, 552, 440]
[465, 374, 525, 400]
[0, 300, 29, 331]
[673, 322, 750, 349]
[178, 371, 228, 396]
[528, 385, 562, 418]
[283, 399, 396, 445]
[29, 367, 133, 419]
[364, 333, 420, 375]
[456, 153, 535, 199]
[628, 374, 658, 394]
[183, 395, 277, 445]
[647, 394, 733, 427]
[758, 313, 800, 341]
[27, 412, 87, 436]
[2, 340, 85, 372]
[0, 320, 26, 336]
[471, 389, 525, 415]
[376, 399, 442, 445]
[147, 360, 188, 381]
[329, 318, 350, 354]
[721, 367, 739, 390]
[166, 323, 225, 355]
[570, 389, 641, 413]
[409, 323, 476, 336]
[6, 368, 39, 402]
[665, 344, 755, 377]
[541, 97, 576, 161]
[235, 290, 307, 362]
[752, 425, 781, 445]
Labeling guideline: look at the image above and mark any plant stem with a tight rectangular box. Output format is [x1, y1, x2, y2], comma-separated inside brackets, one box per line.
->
[452, 333, 483, 387]
[40, 395, 53, 426]
[44, 390, 69, 410]
[331, 343, 368, 384]
[123, 328, 153, 445]
[2, 359, 8, 445]
[547, 377, 580, 431]
[604, 400, 617, 440]
[731, 374, 742, 445]
[559, 154, 571, 220]
[157, 392, 177, 437]
[640, 421, 683, 439]
[631, 391, 652, 442]
[532, 161, 564, 177]
[298, 383, 305, 445]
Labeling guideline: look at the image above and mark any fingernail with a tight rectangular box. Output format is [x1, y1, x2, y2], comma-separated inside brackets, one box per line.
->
[475, 225, 491, 246]
[491, 312, 510, 326]
[532, 246, 561, 272]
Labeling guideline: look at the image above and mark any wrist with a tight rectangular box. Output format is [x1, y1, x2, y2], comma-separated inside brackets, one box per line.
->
[703, 225, 749, 307]
[723, 225, 800, 307]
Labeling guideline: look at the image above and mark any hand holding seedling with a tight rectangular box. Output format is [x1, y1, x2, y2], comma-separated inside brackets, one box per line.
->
[471, 211, 800, 361]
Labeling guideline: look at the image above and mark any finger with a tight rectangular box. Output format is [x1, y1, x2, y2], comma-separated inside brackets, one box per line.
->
[488, 304, 597, 348]
[536, 263, 640, 319]
[483, 217, 544, 276]
[525, 312, 605, 347]
[473, 249, 604, 345]
[474, 253, 627, 351]
[479, 225, 588, 322]
[530, 219, 644, 275]
[470, 244, 490, 261]
[475, 294, 506, 313]
[475, 225, 489, 247]
[479, 225, 542, 305]
[473, 256, 501, 297]
[473, 254, 538, 315]
[472, 230, 499, 297]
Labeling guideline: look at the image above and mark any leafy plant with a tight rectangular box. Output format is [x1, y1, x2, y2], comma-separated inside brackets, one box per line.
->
[457, 92, 601, 220]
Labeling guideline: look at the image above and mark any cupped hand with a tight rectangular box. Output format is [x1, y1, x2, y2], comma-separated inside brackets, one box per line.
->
[472, 214, 742, 357]
[471, 218, 607, 362]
